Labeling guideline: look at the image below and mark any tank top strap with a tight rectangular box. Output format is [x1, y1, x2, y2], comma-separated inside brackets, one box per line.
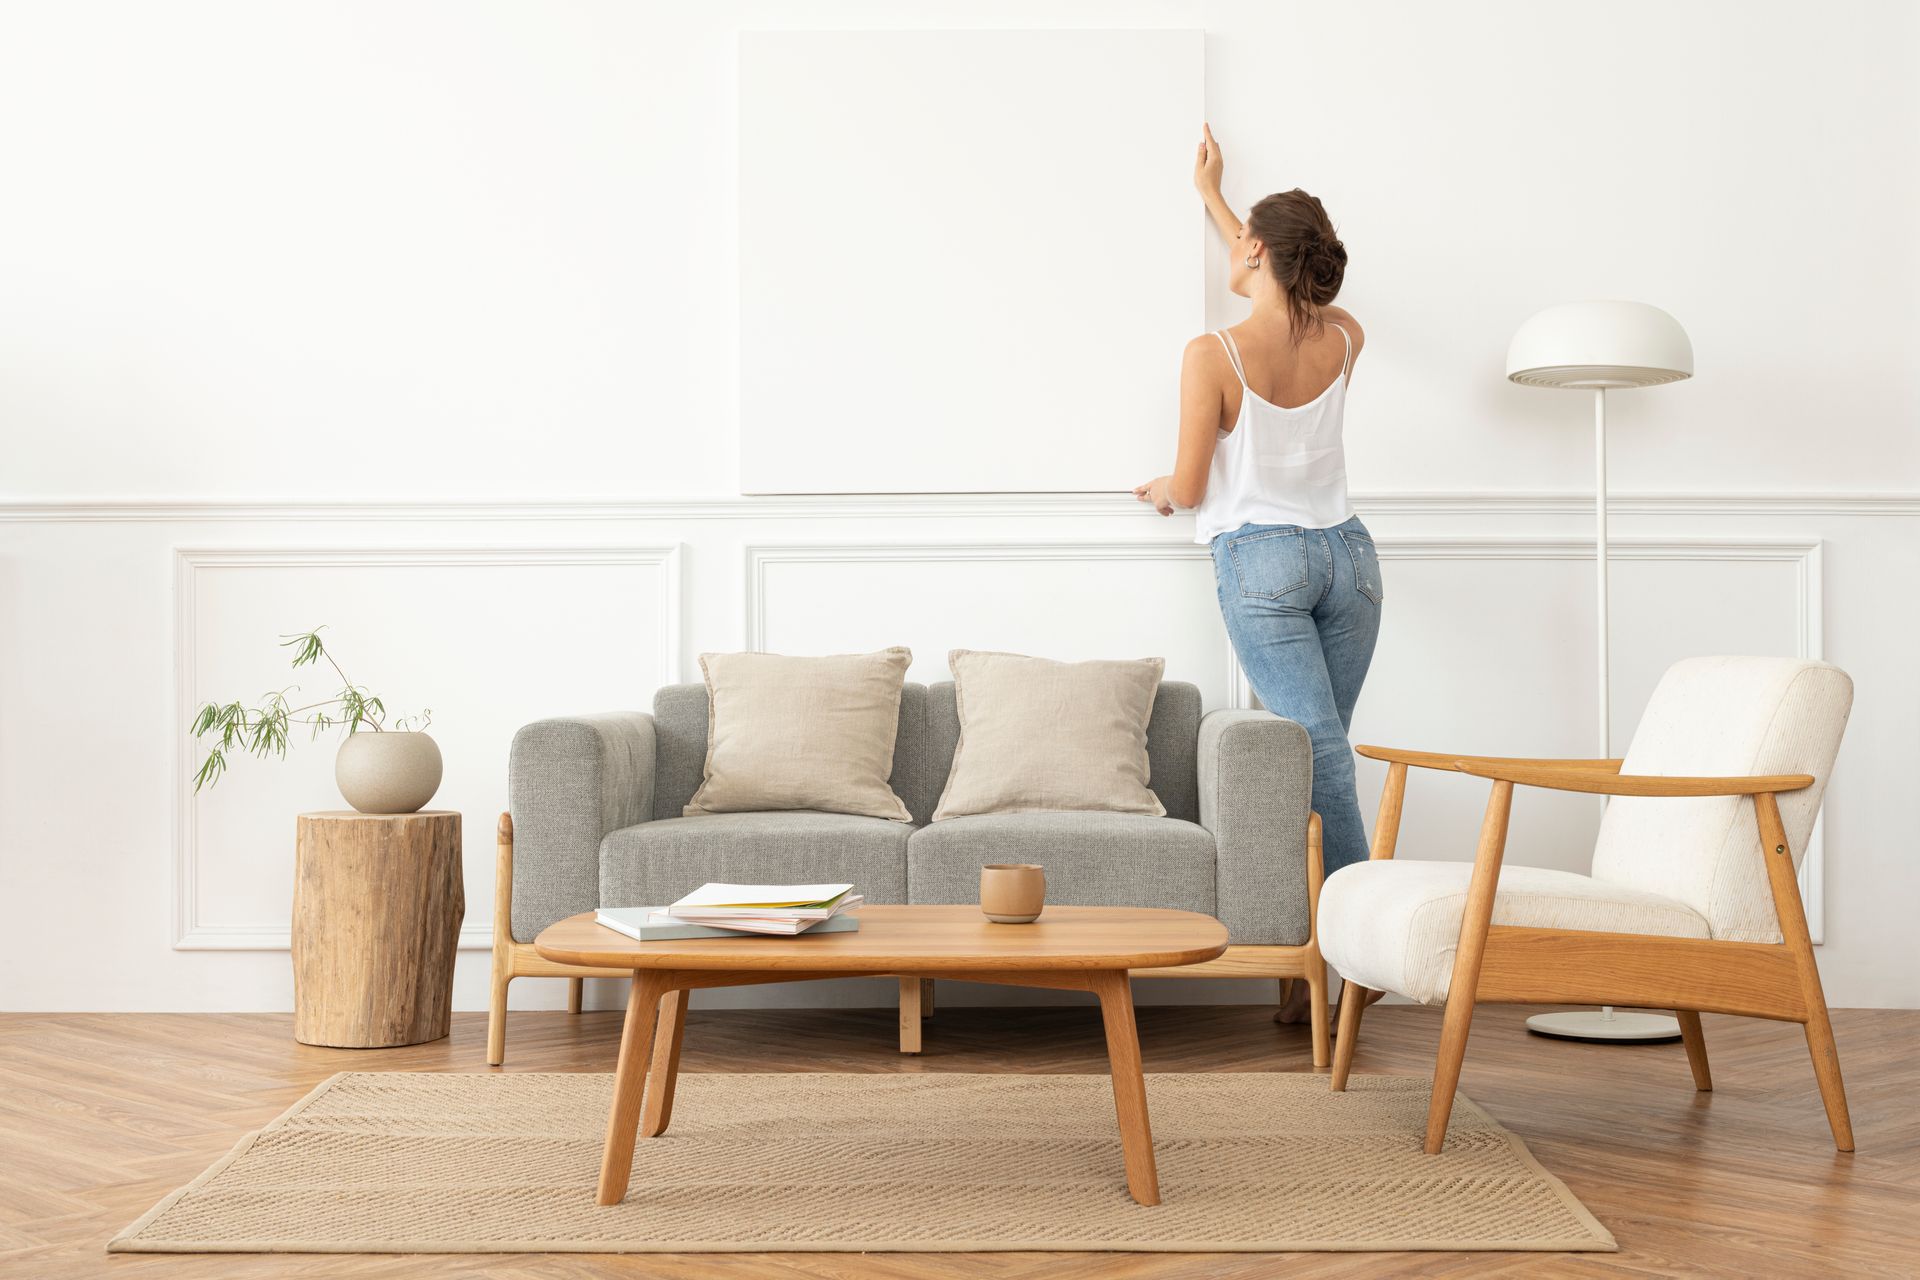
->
[1214, 330, 1249, 387]
[1332, 322, 1353, 379]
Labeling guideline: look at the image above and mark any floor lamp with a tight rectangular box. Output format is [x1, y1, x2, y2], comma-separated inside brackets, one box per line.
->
[1507, 300, 1694, 1042]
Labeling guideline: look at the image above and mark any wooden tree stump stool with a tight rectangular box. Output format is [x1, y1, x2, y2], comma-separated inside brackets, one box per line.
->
[293, 811, 464, 1048]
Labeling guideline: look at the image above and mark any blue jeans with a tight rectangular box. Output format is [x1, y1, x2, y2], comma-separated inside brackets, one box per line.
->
[1209, 515, 1383, 878]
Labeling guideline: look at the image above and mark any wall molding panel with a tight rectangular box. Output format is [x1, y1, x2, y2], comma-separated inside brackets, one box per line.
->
[1376, 535, 1827, 939]
[1379, 534, 1823, 667]
[741, 535, 1823, 941]
[171, 545, 684, 951]
[744, 540, 1252, 708]
[160, 534, 1826, 956]
[1, 491, 1916, 524]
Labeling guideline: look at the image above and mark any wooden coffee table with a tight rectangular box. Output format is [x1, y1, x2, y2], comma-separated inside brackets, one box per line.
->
[534, 904, 1228, 1207]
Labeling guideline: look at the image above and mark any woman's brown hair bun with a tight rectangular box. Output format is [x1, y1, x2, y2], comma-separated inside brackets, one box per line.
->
[1247, 189, 1345, 343]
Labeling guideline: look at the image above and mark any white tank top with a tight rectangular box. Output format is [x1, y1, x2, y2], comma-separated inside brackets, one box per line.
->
[1192, 324, 1356, 544]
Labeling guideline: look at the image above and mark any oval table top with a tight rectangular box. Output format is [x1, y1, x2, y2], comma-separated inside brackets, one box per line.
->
[533, 904, 1228, 973]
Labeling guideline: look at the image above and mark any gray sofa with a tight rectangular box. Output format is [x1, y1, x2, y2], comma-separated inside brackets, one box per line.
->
[489, 679, 1328, 1065]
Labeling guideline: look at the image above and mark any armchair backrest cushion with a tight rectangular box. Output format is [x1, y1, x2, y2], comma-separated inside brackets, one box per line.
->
[650, 678, 1202, 827]
[1590, 656, 1851, 943]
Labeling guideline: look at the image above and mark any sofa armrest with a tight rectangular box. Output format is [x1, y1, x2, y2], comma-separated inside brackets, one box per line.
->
[1197, 709, 1314, 946]
[508, 712, 656, 943]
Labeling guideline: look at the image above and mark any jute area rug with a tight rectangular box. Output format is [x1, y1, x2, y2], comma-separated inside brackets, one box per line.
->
[112, 1071, 1614, 1254]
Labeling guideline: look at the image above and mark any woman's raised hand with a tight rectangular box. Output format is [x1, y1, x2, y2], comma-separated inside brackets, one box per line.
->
[1193, 122, 1224, 196]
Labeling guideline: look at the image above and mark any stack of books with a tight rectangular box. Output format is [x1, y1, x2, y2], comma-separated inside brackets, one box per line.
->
[595, 883, 862, 941]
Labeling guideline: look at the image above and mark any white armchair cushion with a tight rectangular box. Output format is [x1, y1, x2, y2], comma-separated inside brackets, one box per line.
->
[1319, 860, 1711, 1004]
[1590, 657, 1851, 944]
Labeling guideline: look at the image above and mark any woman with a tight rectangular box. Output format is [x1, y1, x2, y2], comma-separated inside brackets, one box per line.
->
[1135, 125, 1381, 1026]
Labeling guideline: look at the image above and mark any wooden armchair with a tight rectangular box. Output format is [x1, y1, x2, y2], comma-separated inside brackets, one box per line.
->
[1317, 656, 1854, 1155]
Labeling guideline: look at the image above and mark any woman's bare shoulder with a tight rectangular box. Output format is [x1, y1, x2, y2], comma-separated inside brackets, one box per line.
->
[1182, 330, 1234, 371]
[1322, 306, 1365, 348]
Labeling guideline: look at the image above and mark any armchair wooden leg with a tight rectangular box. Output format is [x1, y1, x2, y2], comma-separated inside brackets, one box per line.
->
[1424, 779, 1512, 1155]
[1676, 1010, 1712, 1091]
[1757, 793, 1855, 1152]
[1329, 979, 1369, 1091]
[898, 976, 924, 1054]
[1425, 991, 1480, 1155]
[568, 977, 584, 1015]
[920, 977, 935, 1019]
[1803, 1009, 1855, 1152]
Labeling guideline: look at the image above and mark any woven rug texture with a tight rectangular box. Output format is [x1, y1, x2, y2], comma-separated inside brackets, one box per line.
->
[112, 1070, 1615, 1253]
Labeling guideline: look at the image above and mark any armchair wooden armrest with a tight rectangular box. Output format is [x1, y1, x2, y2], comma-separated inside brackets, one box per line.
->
[1356, 744, 1623, 773]
[1449, 760, 1813, 796]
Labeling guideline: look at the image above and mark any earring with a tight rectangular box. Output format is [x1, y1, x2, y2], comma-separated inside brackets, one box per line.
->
[1244, 255, 1261, 268]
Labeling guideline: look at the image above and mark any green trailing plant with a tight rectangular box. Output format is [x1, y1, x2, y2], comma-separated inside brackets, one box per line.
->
[189, 627, 431, 792]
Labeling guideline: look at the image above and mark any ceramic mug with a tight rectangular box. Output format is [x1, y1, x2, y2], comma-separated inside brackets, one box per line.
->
[980, 863, 1045, 924]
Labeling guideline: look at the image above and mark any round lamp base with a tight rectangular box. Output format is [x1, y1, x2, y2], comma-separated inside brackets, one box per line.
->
[1525, 1009, 1682, 1043]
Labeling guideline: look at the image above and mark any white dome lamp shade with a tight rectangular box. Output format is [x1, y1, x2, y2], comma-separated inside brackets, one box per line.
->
[1507, 300, 1693, 389]
[1509, 300, 1693, 1045]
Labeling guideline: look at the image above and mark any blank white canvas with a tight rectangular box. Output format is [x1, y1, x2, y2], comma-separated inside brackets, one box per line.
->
[739, 29, 1203, 494]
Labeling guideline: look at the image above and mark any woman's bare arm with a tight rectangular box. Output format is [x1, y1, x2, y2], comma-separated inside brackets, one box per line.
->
[1134, 336, 1229, 514]
[1194, 123, 1242, 242]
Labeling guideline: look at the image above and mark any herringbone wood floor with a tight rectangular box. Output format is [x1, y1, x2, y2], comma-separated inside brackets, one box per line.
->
[2, 1002, 1914, 1278]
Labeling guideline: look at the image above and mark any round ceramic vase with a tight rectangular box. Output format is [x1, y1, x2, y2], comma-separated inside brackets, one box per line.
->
[334, 731, 443, 814]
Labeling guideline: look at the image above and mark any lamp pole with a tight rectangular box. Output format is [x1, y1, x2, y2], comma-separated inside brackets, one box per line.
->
[1595, 386, 1610, 758]
[1507, 299, 1693, 1044]
[1527, 379, 1681, 1043]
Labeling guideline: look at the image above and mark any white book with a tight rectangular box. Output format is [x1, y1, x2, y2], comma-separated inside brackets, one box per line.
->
[594, 907, 860, 942]
[668, 883, 860, 920]
[670, 882, 855, 908]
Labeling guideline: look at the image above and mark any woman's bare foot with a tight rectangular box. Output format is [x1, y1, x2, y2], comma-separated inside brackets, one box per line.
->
[1272, 982, 1316, 1025]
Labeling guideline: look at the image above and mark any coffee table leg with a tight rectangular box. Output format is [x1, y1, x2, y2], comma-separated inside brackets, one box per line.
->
[1090, 969, 1160, 1206]
[597, 970, 670, 1205]
[640, 987, 691, 1138]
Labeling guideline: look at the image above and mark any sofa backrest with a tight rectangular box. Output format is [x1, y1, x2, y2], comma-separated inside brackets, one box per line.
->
[650, 679, 1202, 825]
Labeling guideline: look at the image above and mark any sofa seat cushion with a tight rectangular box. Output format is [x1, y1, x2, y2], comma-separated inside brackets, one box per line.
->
[907, 811, 1217, 918]
[599, 811, 910, 910]
[1318, 859, 1711, 1005]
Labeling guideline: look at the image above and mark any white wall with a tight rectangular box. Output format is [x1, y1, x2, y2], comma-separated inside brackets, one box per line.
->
[1, 1, 1916, 1013]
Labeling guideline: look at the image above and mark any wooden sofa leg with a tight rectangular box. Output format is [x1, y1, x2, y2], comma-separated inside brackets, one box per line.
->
[568, 977, 585, 1014]
[487, 964, 511, 1067]
[921, 978, 935, 1020]
[1306, 959, 1331, 1070]
[488, 812, 516, 1067]
[898, 976, 923, 1054]
[1677, 1010, 1712, 1091]
[1330, 980, 1368, 1091]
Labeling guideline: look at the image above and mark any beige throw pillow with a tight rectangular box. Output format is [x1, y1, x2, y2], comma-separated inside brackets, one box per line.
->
[933, 650, 1166, 821]
[685, 647, 913, 822]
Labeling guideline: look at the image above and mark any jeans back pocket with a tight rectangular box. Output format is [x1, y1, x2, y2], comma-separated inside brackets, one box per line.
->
[1227, 529, 1310, 600]
[1340, 529, 1384, 604]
